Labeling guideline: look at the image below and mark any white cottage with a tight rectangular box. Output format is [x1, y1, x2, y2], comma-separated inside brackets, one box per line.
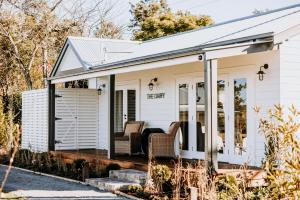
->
[22, 4, 300, 169]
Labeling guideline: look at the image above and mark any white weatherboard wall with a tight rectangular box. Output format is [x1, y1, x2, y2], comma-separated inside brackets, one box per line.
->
[96, 77, 110, 150]
[280, 34, 300, 108]
[55, 88, 98, 150]
[108, 50, 280, 166]
[87, 78, 109, 150]
[22, 89, 48, 152]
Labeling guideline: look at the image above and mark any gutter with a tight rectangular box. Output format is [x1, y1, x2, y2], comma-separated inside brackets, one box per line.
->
[48, 32, 274, 81]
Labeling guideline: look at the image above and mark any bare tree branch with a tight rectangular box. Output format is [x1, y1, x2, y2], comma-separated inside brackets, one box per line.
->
[50, 0, 64, 12]
[0, 23, 33, 89]
[28, 44, 38, 71]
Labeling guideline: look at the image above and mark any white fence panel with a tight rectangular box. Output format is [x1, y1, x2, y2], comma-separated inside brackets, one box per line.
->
[21, 89, 48, 152]
[55, 88, 98, 150]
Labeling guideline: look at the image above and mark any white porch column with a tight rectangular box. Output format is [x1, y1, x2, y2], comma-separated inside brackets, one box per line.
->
[204, 58, 218, 172]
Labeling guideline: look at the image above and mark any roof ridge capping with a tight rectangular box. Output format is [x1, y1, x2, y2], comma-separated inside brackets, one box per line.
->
[141, 3, 300, 44]
[67, 36, 140, 44]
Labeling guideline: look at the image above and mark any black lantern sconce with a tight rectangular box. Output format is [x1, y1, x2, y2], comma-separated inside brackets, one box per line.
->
[97, 83, 106, 95]
[148, 77, 158, 91]
[257, 64, 268, 81]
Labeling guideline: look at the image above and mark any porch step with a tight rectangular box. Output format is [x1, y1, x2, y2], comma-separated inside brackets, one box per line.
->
[86, 169, 147, 191]
[109, 169, 147, 184]
[85, 177, 140, 191]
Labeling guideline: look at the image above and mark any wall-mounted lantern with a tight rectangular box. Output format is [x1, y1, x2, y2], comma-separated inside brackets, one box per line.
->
[257, 64, 268, 81]
[97, 84, 106, 95]
[148, 77, 158, 91]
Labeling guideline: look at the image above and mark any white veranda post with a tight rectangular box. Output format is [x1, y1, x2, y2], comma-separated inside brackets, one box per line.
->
[204, 58, 218, 172]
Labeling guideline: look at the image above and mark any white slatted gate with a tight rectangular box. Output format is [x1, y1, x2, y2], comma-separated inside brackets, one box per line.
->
[55, 88, 98, 150]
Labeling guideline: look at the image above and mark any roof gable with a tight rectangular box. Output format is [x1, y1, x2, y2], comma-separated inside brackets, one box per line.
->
[50, 37, 139, 77]
[55, 44, 85, 76]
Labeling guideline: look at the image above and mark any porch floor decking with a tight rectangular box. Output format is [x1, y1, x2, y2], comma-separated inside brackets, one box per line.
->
[51, 149, 261, 172]
[51, 149, 266, 187]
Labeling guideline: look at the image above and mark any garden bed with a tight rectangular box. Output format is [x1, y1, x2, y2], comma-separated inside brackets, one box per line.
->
[0, 149, 121, 181]
[118, 160, 267, 200]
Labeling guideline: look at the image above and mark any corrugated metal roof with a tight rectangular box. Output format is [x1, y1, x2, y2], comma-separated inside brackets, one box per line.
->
[107, 4, 300, 64]
[68, 37, 140, 69]
[51, 4, 300, 77]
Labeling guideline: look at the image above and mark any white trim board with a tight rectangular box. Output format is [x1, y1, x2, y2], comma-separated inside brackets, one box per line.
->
[50, 55, 200, 84]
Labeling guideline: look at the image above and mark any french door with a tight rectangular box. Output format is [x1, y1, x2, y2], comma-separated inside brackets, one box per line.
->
[176, 76, 228, 162]
[228, 73, 254, 164]
[176, 74, 253, 164]
[115, 82, 139, 132]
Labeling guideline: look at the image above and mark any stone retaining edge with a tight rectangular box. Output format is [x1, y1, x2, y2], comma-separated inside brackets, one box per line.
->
[0, 164, 88, 185]
[0, 164, 139, 199]
[114, 191, 144, 200]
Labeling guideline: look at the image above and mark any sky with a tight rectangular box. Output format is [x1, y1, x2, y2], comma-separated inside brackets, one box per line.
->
[109, 0, 300, 37]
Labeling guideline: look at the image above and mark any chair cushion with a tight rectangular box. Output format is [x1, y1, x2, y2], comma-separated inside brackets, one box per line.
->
[115, 136, 129, 141]
[124, 123, 141, 136]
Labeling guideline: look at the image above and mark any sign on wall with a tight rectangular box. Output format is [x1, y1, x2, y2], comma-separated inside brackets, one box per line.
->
[147, 93, 165, 99]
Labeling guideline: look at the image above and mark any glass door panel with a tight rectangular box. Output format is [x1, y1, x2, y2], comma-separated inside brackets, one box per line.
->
[233, 78, 247, 155]
[195, 80, 227, 155]
[177, 77, 229, 160]
[115, 86, 138, 133]
[217, 80, 226, 154]
[179, 83, 189, 151]
[115, 90, 123, 132]
[127, 90, 136, 121]
[196, 82, 205, 152]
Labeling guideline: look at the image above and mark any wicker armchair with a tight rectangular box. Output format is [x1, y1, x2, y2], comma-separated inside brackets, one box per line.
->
[115, 121, 144, 155]
[148, 122, 180, 158]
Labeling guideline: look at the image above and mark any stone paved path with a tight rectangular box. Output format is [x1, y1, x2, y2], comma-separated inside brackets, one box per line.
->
[0, 165, 128, 200]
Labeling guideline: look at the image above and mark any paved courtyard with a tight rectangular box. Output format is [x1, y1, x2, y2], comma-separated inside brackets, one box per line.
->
[0, 165, 127, 200]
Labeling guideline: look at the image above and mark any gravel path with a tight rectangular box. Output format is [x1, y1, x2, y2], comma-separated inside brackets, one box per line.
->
[0, 165, 128, 200]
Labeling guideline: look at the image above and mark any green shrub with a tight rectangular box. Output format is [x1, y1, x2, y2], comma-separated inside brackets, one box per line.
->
[128, 185, 151, 199]
[151, 164, 172, 193]
[257, 105, 300, 199]
[216, 175, 239, 200]
[14, 149, 34, 167]
[128, 185, 143, 193]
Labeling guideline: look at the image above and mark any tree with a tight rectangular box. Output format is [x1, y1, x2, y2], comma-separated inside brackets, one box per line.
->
[0, 0, 123, 149]
[0, 0, 121, 90]
[130, 0, 213, 41]
[94, 20, 123, 39]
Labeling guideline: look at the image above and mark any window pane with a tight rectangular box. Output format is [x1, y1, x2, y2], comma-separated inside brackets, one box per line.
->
[217, 80, 225, 153]
[127, 90, 136, 121]
[234, 78, 247, 155]
[115, 90, 123, 132]
[179, 83, 189, 150]
[196, 82, 205, 152]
